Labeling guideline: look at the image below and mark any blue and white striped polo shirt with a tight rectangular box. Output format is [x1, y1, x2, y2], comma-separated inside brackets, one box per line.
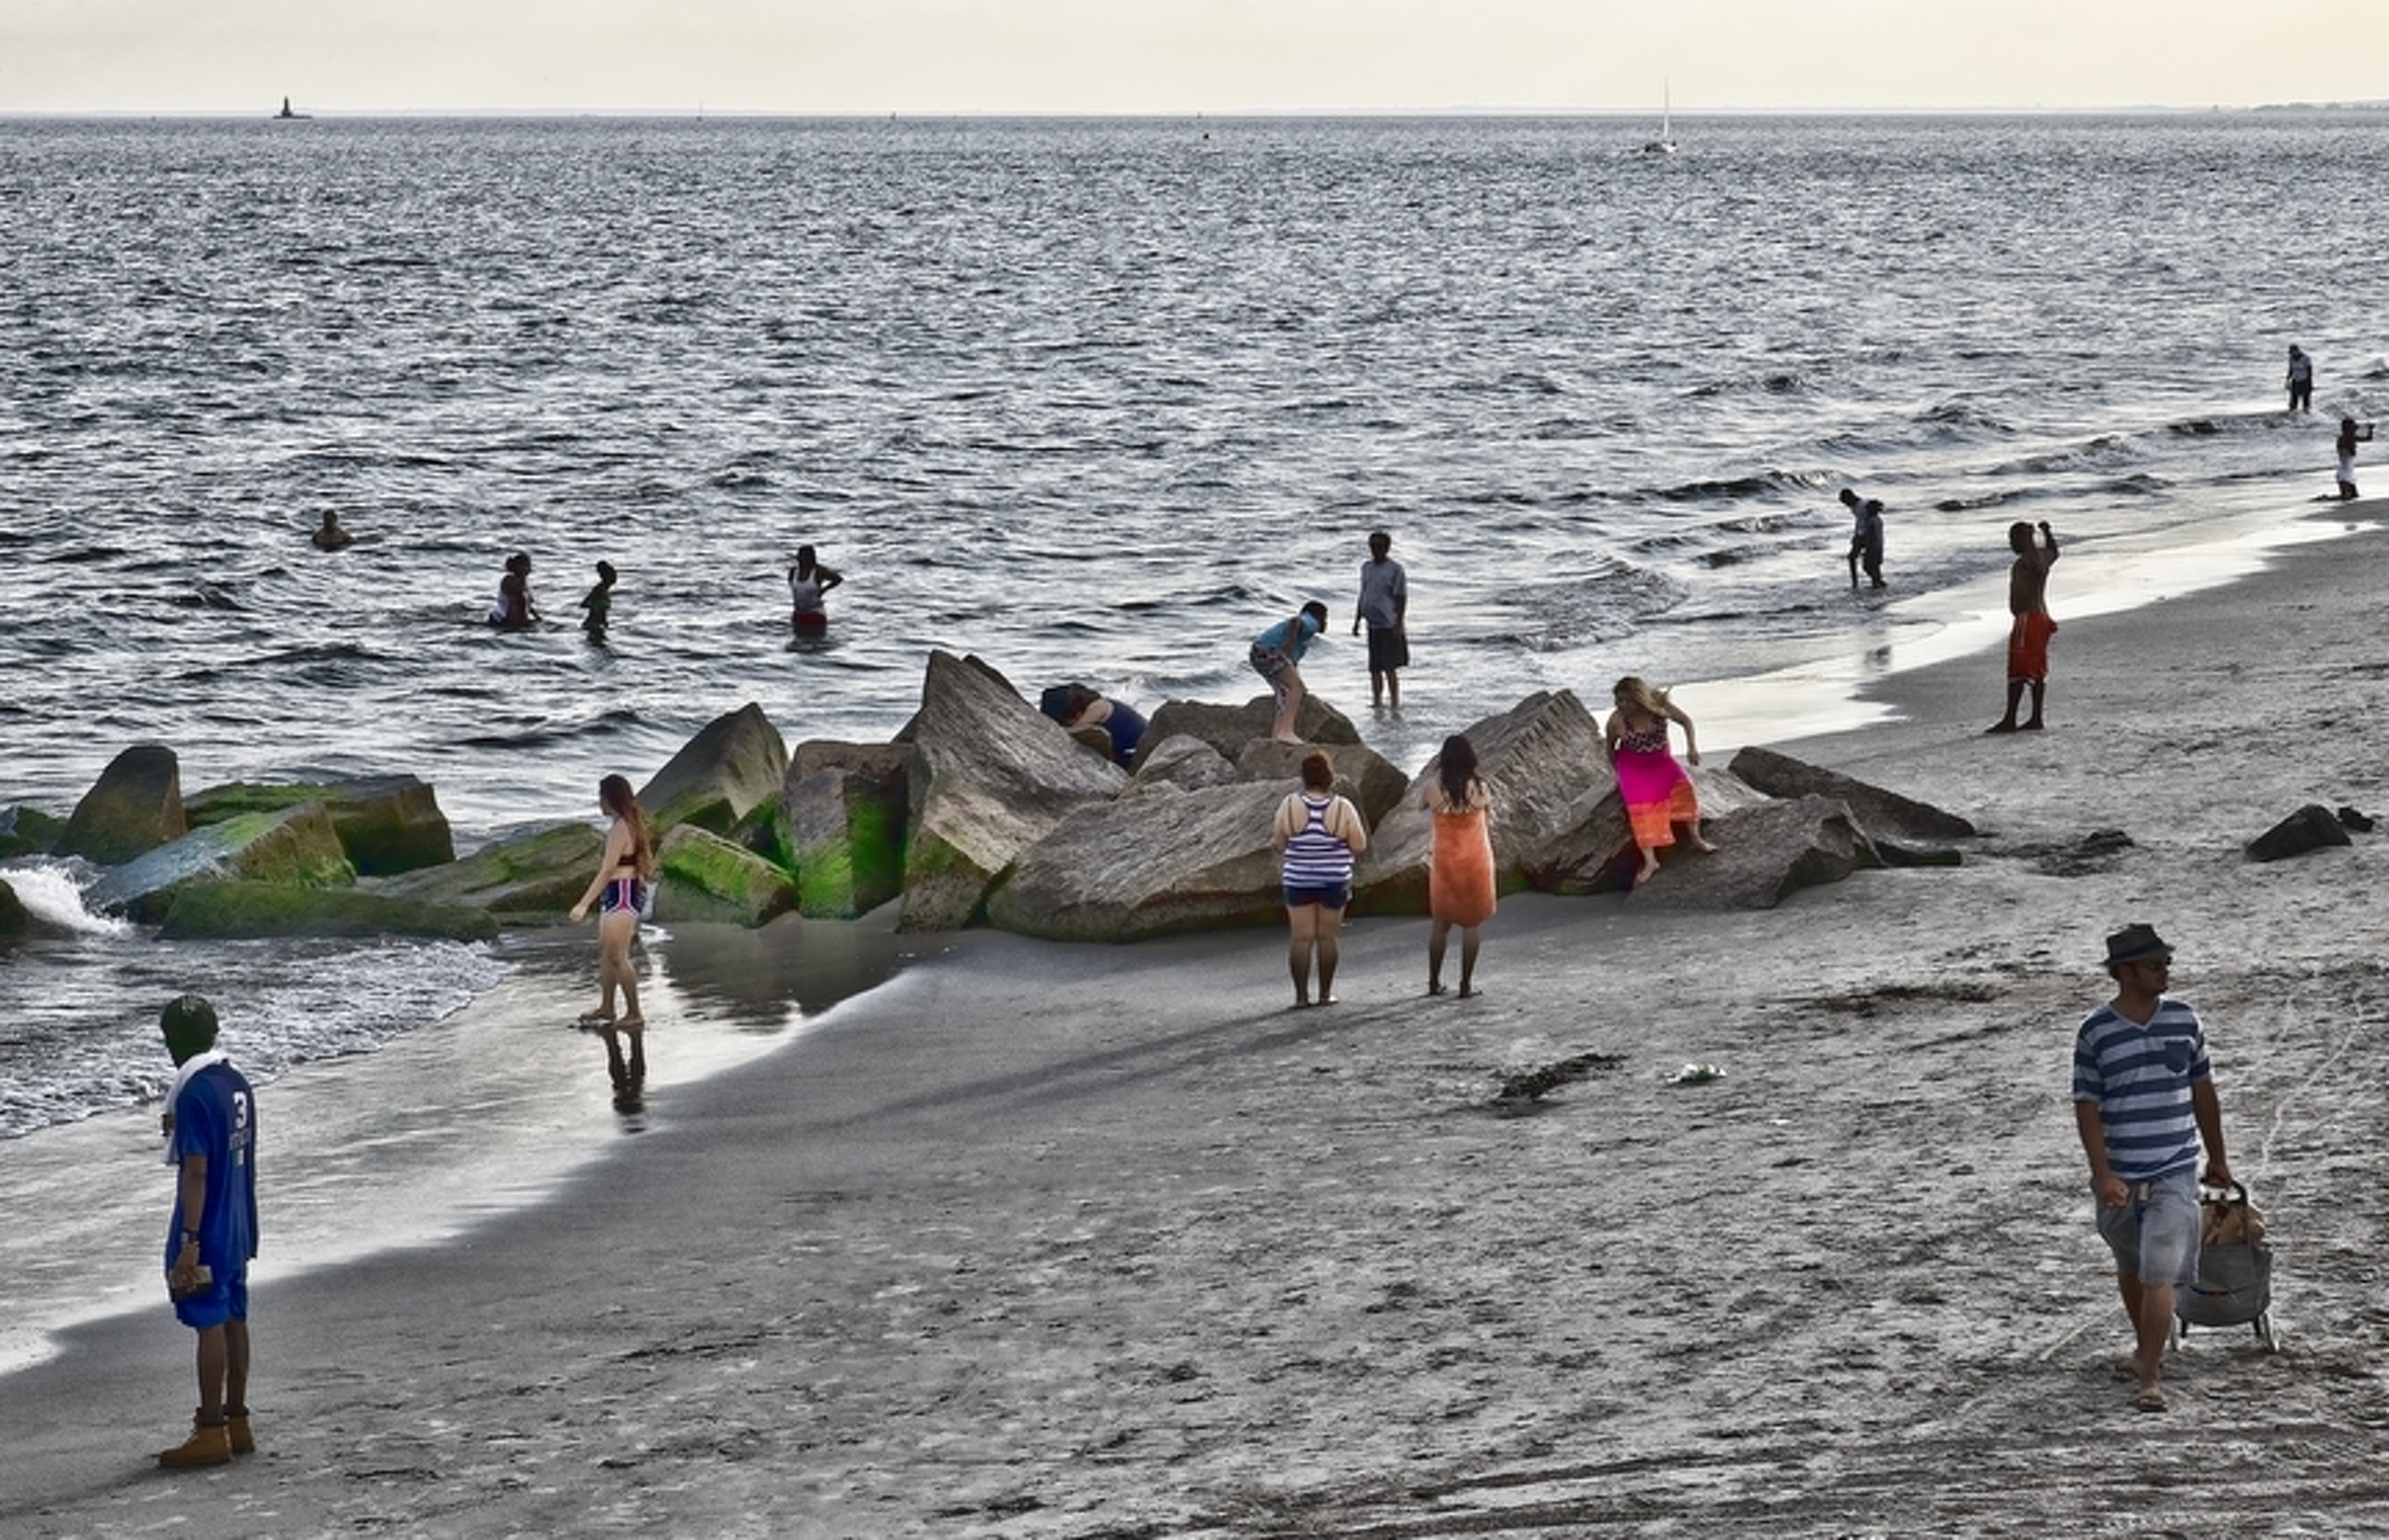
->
[2072, 996, 2211, 1183]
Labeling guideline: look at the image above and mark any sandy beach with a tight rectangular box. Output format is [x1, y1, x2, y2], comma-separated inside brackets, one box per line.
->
[11, 503, 2389, 1537]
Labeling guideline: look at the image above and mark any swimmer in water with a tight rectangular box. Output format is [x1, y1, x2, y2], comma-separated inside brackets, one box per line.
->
[490, 553, 537, 630]
[787, 545, 844, 632]
[578, 560, 617, 639]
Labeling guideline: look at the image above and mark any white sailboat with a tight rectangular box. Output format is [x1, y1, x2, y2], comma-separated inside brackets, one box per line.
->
[1642, 83, 1676, 156]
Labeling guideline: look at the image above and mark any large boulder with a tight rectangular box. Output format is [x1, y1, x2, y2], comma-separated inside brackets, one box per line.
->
[1129, 735, 1240, 794]
[988, 781, 1291, 942]
[1141, 695, 1363, 759]
[155, 881, 499, 942]
[2246, 803, 2352, 864]
[783, 748, 911, 919]
[1727, 746, 1978, 842]
[793, 739, 918, 786]
[0, 878, 25, 941]
[653, 825, 803, 928]
[56, 744, 186, 866]
[1233, 738, 1408, 828]
[726, 798, 795, 873]
[83, 802, 355, 925]
[900, 652, 1129, 930]
[639, 703, 789, 838]
[183, 775, 457, 875]
[376, 821, 604, 924]
[1623, 795, 1884, 909]
[1357, 690, 1611, 914]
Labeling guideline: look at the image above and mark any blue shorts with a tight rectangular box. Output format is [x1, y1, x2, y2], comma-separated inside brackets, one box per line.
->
[173, 1266, 249, 1331]
[1282, 882, 1350, 910]
[2094, 1166, 2201, 1288]
[601, 878, 645, 916]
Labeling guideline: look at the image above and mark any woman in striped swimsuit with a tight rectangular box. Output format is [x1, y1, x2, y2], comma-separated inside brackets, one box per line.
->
[1271, 749, 1370, 1007]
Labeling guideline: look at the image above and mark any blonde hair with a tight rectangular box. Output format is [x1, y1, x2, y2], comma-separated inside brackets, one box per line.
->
[1612, 676, 1669, 717]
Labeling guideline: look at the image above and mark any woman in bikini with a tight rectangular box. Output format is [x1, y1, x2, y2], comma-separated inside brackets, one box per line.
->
[570, 774, 656, 1087]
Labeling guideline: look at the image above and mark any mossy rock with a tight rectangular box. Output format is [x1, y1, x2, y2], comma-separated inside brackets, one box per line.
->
[156, 881, 499, 942]
[0, 878, 27, 940]
[56, 744, 187, 866]
[640, 703, 789, 837]
[896, 805, 1005, 931]
[728, 795, 795, 873]
[0, 805, 67, 860]
[186, 776, 456, 875]
[786, 761, 908, 921]
[84, 802, 356, 925]
[654, 824, 801, 928]
[375, 821, 603, 925]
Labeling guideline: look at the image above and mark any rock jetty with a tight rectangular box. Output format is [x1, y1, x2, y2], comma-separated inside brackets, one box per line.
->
[4, 651, 1978, 944]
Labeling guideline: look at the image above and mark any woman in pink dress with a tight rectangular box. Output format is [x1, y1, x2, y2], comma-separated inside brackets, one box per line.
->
[1603, 676, 1715, 887]
[1423, 734, 1496, 997]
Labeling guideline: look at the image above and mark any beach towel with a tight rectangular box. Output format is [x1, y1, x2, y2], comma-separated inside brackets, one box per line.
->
[1430, 806, 1496, 928]
[160, 1049, 227, 1165]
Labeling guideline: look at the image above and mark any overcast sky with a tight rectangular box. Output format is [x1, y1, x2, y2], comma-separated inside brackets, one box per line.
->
[3, 0, 2380, 116]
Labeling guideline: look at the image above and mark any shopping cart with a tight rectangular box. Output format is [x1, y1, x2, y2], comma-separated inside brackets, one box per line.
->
[2173, 1180, 2275, 1352]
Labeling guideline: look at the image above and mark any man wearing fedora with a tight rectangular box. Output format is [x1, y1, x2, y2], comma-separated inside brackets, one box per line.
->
[2072, 924, 2232, 1414]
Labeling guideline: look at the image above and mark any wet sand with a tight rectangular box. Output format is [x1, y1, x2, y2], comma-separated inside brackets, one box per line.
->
[10, 503, 2389, 1536]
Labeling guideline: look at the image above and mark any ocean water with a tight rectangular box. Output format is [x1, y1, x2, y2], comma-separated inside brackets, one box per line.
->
[4, 112, 2388, 1145]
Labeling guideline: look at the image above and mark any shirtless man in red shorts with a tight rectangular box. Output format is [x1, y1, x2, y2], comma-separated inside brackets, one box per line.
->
[1990, 520, 2060, 733]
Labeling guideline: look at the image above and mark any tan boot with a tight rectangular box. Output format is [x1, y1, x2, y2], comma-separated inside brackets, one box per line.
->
[158, 1415, 232, 1468]
[227, 1408, 255, 1456]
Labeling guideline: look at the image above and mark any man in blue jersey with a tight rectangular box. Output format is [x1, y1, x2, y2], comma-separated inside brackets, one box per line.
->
[154, 995, 261, 1468]
[2072, 925, 2231, 1414]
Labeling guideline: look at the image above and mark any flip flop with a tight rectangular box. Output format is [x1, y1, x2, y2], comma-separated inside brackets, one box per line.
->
[2133, 1385, 2167, 1413]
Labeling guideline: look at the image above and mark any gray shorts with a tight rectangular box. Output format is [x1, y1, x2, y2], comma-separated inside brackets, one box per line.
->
[2094, 1166, 2200, 1288]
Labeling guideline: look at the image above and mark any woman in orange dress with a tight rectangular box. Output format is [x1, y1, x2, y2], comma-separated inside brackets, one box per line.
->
[1423, 734, 1496, 997]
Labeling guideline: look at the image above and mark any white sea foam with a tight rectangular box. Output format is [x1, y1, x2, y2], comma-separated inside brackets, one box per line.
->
[6, 862, 134, 937]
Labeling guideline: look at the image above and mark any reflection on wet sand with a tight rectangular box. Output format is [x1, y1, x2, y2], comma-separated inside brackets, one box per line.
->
[647, 908, 922, 1030]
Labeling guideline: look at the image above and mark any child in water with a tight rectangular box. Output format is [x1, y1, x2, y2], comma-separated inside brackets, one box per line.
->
[2338, 417, 2376, 502]
[579, 561, 617, 639]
